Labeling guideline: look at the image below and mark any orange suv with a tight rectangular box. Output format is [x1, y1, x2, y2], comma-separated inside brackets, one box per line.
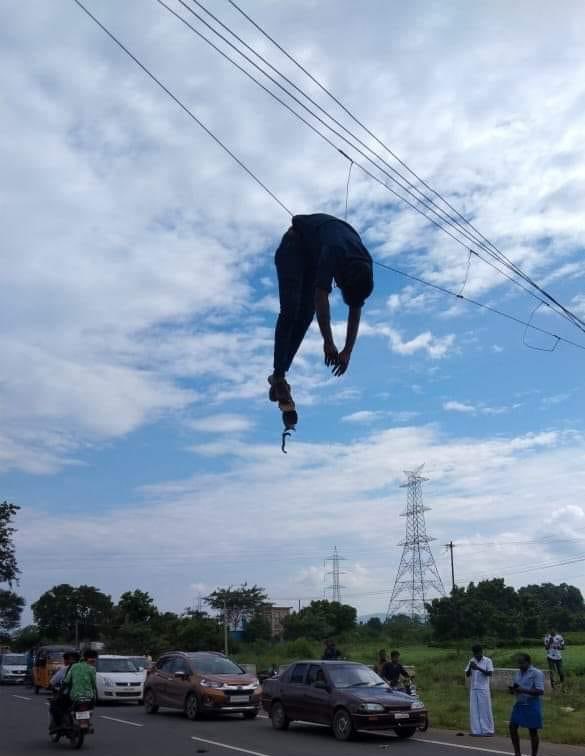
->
[143, 651, 261, 720]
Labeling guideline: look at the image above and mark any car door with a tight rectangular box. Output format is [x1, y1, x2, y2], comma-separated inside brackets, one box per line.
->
[303, 664, 332, 724]
[281, 663, 309, 721]
[151, 656, 176, 707]
[166, 657, 193, 709]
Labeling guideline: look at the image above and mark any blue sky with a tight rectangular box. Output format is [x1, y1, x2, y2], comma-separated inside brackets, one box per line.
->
[1, 0, 584, 622]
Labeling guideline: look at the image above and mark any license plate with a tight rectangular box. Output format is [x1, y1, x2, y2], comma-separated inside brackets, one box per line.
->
[394, 712, 410, 719]
[229, 695, 250, 704]
[75, 711, 91, 720]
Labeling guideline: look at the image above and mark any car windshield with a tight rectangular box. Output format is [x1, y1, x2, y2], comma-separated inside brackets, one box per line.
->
[2, 655, 26, 665]
[187, 654, 244, 675]
[328, 664, 387, 689]
[128, 657, 149, 670]
[96, 658, 138, 673]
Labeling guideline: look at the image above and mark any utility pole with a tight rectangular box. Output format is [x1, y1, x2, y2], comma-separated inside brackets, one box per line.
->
[223, 599, 229, 656]
[446, 541, 456, 592]
[386, 465, 446, 620]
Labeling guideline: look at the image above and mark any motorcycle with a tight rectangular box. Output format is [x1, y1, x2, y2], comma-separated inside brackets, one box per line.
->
[49, 696, 95, 749]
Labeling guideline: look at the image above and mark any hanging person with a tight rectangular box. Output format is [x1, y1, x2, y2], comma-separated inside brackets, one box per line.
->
[268, 213, 374, 412]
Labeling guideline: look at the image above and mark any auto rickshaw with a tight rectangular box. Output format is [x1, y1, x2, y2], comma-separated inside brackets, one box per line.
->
[32, 645, 77, 694]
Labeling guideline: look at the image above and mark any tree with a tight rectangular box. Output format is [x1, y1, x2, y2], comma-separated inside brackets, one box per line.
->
[0, 589, 25, 633]
[0, 500, 24, 631]
[12, 624, 42, 652]
[32, 584, 114, 642]
[244, 613, 272, 643]
[116, 590, 158, 625]
[0, 501, 20, 585]
[283, 600, 357, 641]
[206, 584, 267, 630]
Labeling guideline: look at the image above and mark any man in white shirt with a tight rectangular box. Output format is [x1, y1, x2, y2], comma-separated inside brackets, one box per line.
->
[465, 644, 495, 736]
[544, 629, 565, 687]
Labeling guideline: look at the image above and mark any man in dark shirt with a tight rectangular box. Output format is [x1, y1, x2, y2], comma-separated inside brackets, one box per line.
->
[382, 650, 410, 688]
[322, 639, 342, 661]
[269, 213, 374, 409]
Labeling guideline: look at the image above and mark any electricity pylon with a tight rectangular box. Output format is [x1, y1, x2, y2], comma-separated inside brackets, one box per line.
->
[386, 465, 446, 620]
[325, 546, 347, 603]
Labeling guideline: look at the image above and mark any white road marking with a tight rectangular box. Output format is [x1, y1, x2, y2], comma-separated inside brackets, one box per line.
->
[100, 715, 144, 728]
[191, 736, 272, 756]
[12, 695, 33, 701]
[414, 738, 526, 755]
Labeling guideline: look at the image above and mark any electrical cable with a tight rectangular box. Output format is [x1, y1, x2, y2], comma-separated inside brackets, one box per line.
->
[71, 0, 292, 218]
[227, 0, 585, 336]
[373, 259, 585, 352]
[71, 0, 585, 353]
[159, 0, 585, 334]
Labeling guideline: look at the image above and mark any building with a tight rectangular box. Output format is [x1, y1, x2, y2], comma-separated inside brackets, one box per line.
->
[260, 604, 291, 639]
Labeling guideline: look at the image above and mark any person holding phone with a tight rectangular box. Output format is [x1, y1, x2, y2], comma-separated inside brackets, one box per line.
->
[508, 654, 545, 756]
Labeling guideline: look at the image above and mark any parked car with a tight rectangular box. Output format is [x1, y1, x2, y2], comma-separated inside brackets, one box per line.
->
[0, 653, 27, 684]
[127, 656, 154, 674]
[262, 660, 428, 741]
[95, 655, 145, 703]
[143, 651, 261, 720]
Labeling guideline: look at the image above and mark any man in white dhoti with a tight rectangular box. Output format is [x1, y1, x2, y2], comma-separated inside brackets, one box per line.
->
[465, 644, 495, 736]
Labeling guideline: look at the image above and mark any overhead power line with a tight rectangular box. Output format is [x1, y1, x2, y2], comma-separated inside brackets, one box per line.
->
[226, 0, 585, 336]
[71, 1, 585, 353]
[71, 0, 292, 217]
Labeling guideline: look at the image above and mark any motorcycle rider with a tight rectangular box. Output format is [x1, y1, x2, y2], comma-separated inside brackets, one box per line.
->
[382, 650, 412, 691]
[64, 648, 98, 705]
[49, 651, 80, 733]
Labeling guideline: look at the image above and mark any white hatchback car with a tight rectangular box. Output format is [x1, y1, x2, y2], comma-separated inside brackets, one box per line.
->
[96, 655, 145, 703]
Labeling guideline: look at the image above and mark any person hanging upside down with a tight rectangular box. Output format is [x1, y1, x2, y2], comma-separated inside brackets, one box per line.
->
[269, 213, 374, 411]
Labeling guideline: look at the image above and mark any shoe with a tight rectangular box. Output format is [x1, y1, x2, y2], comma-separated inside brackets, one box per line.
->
[268, 375, 294, 409]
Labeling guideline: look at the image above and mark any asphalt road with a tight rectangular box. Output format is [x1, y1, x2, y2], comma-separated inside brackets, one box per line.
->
[1, 686, 581, 756]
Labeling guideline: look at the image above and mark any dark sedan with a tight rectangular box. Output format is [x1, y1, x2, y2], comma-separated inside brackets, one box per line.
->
[262, 660, 428, 741]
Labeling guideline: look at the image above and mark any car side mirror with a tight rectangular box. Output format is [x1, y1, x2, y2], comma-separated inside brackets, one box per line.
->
[313, 680, 329, 690]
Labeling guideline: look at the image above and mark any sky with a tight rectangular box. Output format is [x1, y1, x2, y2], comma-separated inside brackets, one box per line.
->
[1, 0, 585, 625]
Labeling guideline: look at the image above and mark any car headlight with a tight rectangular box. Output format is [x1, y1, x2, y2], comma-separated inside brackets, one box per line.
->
[251, 678, 260, 688]
[411, 701, 425, 710]
[359, 703, 385, 713]
[200, 678, 224, 689]
[103, 678, 114, 688]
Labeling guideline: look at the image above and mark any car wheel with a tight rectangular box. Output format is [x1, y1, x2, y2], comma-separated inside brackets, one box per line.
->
[394, 726, 417, 739]
[271, 701, 289, 730]
[185, 692, 200, 721]
[144, 690, 159, 714]
[243, 709, 259, 720]
[332, 708, 355, 741]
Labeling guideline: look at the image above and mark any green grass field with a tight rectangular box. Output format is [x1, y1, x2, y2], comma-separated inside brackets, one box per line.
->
[237, 640, 585, 745]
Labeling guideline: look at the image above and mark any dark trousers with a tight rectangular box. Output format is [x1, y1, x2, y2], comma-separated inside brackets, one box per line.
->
[547, 657, 564, 683]
[273, 229, 316, 377]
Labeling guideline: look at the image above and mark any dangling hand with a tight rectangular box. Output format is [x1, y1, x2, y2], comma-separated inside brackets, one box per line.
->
[323, 340, 339, 367]
[332, 348, 351, 376]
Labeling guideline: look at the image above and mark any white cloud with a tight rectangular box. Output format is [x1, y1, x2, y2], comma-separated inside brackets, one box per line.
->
[570, 294, 585, 318]
[2, 0, 584, 472]
[342, 411, 383, 424]
[14, 425, 585, 618]
[443, 400, 476, 414]
[188, 414, 254, 434]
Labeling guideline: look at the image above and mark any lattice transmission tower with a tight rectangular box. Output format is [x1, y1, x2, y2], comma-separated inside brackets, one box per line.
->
[324, 546, 347, 603]
[386, 465, 446, 620]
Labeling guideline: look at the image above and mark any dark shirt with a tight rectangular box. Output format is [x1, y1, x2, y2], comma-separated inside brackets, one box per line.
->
[322, 646, 341, 660]
[382, 661, 409, 685]
[291, 213, 373, 301]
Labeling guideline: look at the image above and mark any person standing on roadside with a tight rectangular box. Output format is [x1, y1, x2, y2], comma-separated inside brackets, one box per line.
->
[544, 628, 565, 687]
[322, 639, 342, 661]
[509, 653, 545, 756]
[465, 644, 495, 737]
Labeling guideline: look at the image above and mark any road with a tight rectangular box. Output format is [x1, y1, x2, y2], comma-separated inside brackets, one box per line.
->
[1, 686, 581, 756]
